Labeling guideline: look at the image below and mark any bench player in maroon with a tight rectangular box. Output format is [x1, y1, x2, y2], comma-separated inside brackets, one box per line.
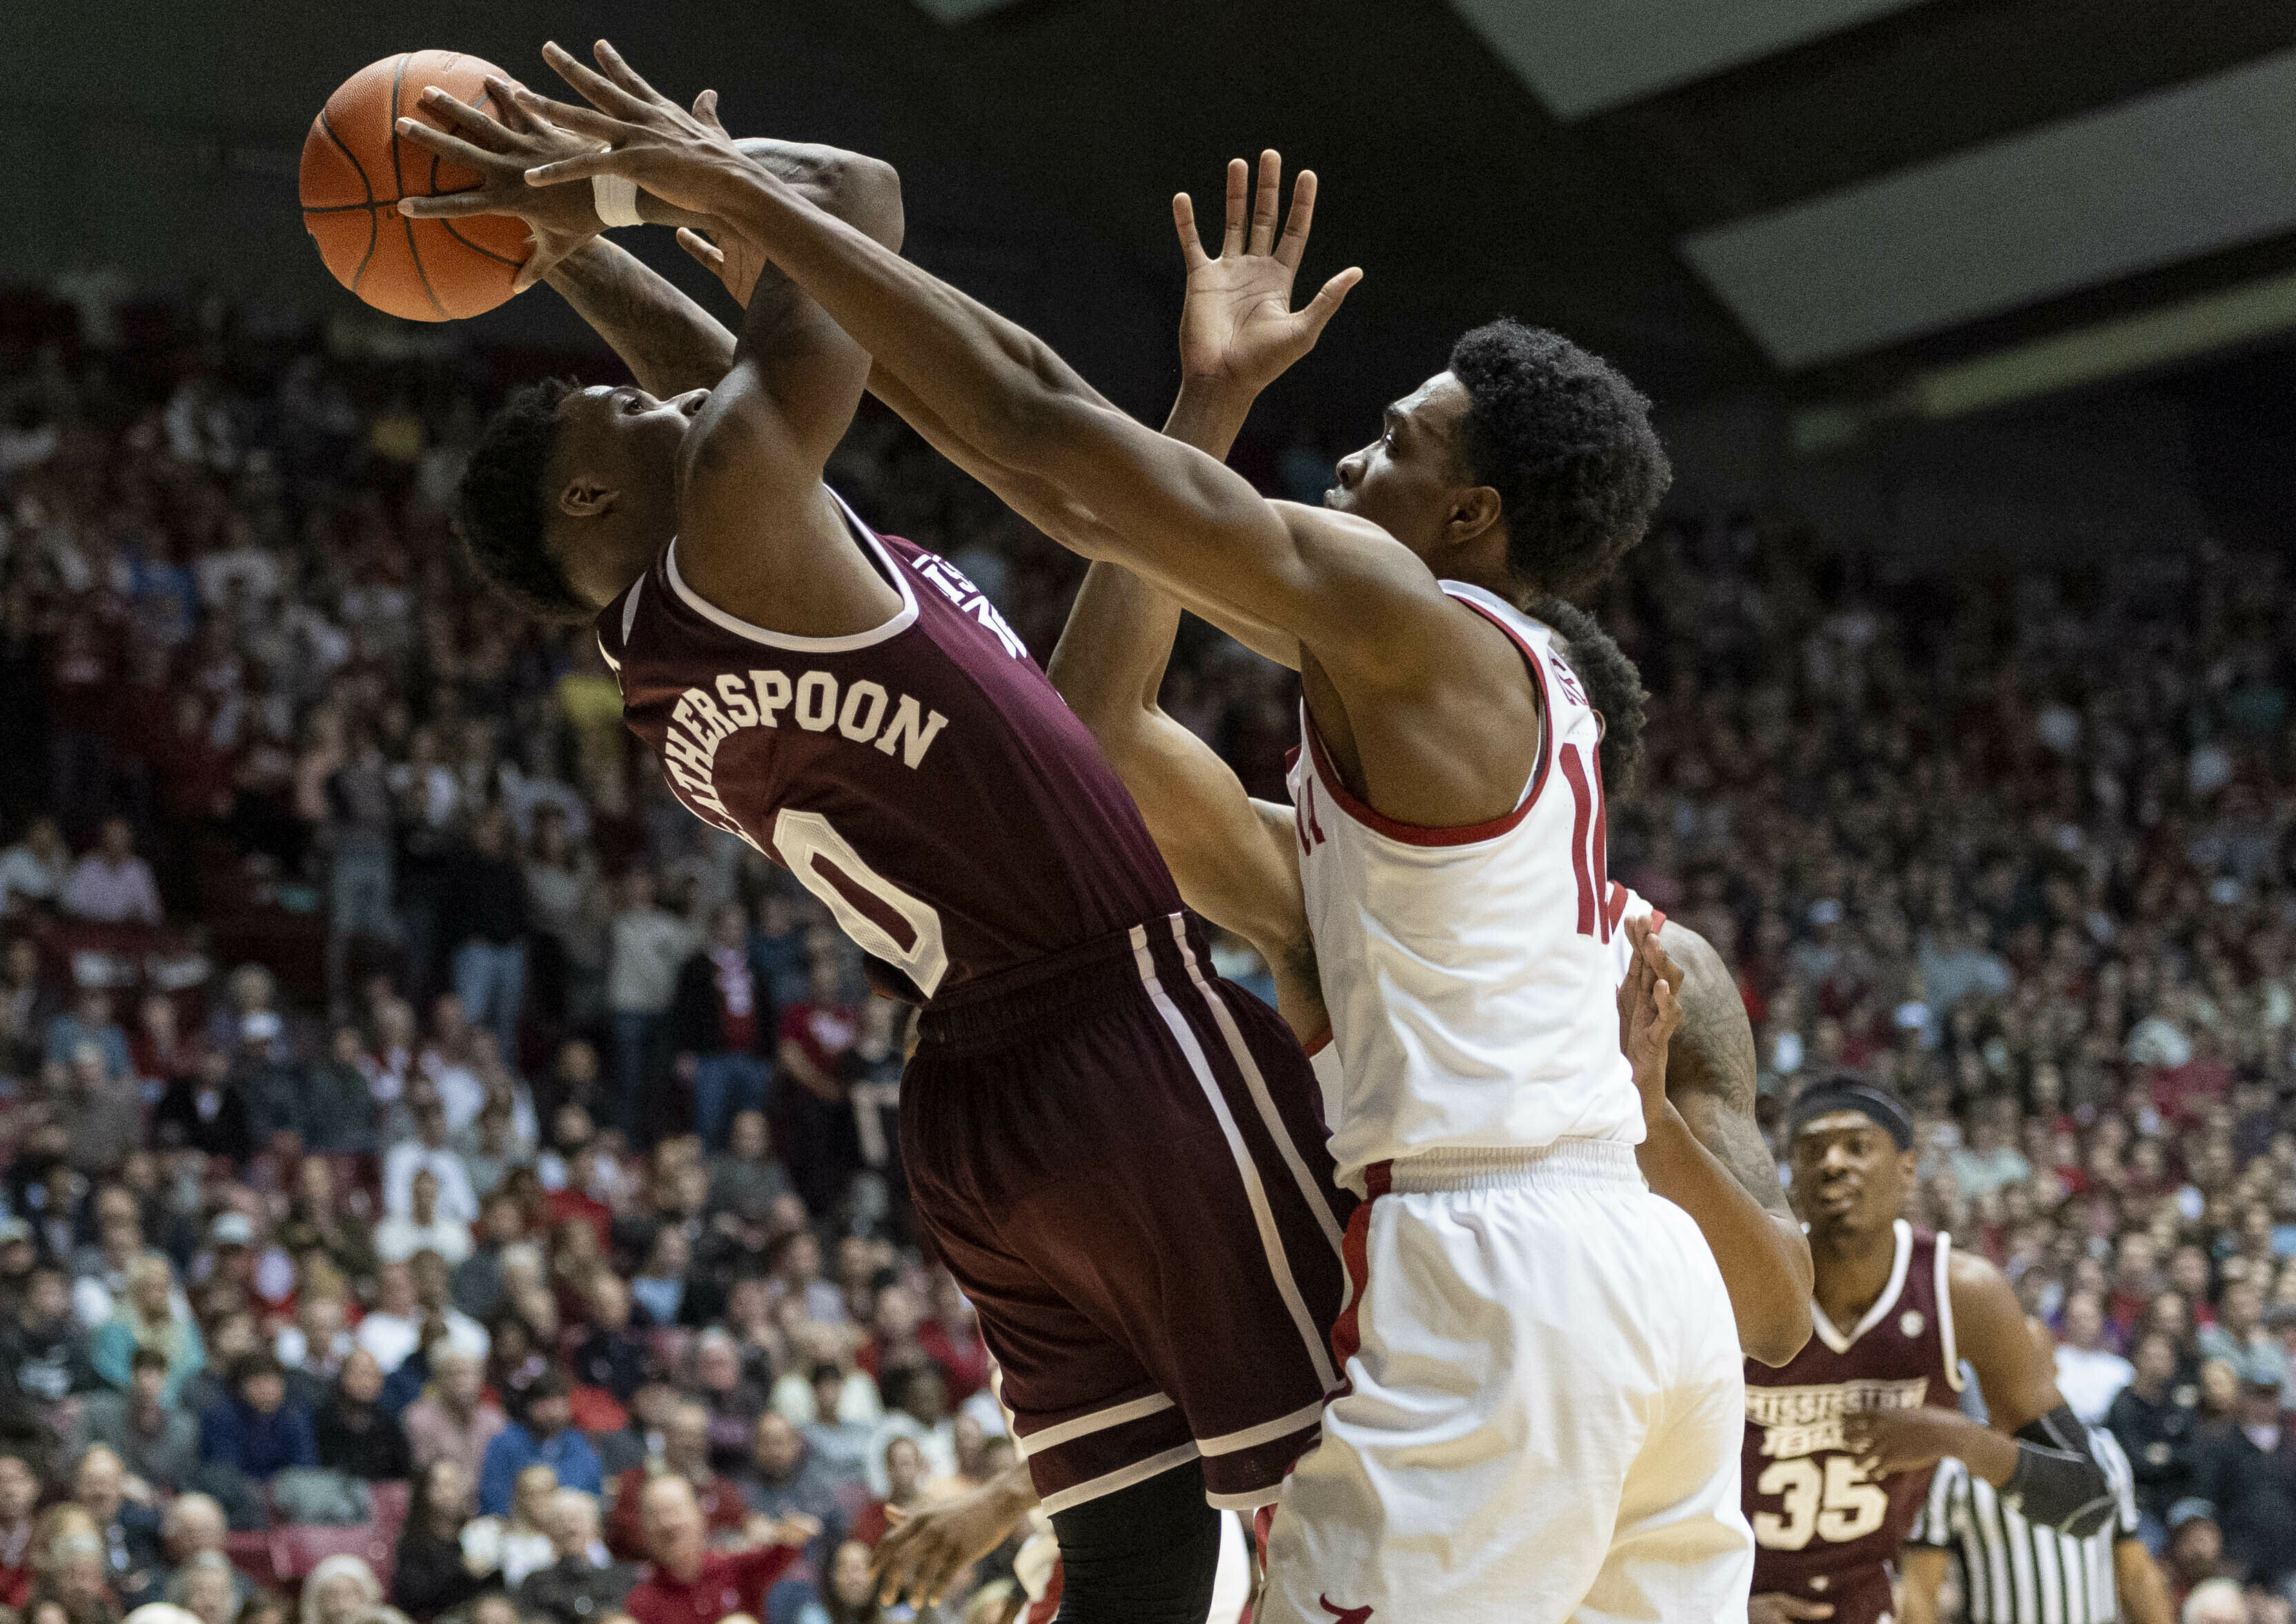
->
[1748, 1079, 2120, 1624]
[398, 46, 1349, 1621]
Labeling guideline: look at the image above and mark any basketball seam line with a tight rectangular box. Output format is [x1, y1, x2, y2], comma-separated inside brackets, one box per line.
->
[315, 109, 379, 295]
[441, 220, 524, 270]
[387, 54, 410, 211]
[402, 212, 451, 320]
[389, 54, 449, 321]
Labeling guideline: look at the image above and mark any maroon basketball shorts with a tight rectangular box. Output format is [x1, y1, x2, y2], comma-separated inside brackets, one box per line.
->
[904, 911, 1354, 1514]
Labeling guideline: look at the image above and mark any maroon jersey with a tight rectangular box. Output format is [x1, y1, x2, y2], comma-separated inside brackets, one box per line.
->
[598, 489, 1179, 998]
[1745, 1222, 1965, 1624]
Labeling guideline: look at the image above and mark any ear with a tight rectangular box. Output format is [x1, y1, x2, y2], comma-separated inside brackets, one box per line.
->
[1440, 484, 1502, 551]
[558, 475, 617, 520]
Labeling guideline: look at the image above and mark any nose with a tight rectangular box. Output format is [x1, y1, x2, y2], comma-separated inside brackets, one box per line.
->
[1335, 449, 1366, 487]
[676, 389, 708, 417]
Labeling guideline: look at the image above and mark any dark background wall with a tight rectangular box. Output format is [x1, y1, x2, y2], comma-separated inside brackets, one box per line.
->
[5, 0, 2285, 566]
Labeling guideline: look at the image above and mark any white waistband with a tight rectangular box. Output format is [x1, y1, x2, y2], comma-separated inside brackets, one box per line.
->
[1383, 1139, 1642, 1195]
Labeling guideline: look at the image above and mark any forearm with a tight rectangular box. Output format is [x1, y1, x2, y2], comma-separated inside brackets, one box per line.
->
[548, 143, 899, 398]
[2115, 1541, 2173, 1624]
[706, 164, 1105, 466]
[732, 139, 903, 253]
[1636, 1104, 1813, 1365]
[1898, 1549, 1949, 1624]
[1047, 379, 1248, 725]
[544, 238, 735, 397]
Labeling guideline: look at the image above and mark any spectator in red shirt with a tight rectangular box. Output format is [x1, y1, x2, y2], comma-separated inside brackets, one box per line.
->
[547, 1146, 615, 1251]
[0, 1449, 35, 1603]
[670, 905, 775, 1152]
[847, 1436, 930, 1549]
[916, 1271, 990, 1405]
[620, 1477, 810, 1624]
[603, 1402, 749, 1562]
[775, 961, 861, 1217]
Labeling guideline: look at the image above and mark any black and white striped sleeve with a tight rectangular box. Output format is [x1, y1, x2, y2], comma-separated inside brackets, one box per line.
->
[1910, 1457, 1967, 1548]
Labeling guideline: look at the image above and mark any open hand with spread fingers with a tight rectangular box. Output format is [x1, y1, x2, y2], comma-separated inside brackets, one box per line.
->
[509, 39, 754, 226]
[389, 73, 610, 291]
[1173, 150, 1362, 395]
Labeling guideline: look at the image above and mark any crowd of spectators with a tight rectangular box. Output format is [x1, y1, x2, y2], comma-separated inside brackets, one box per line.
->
[0, 274, 2290, 1624]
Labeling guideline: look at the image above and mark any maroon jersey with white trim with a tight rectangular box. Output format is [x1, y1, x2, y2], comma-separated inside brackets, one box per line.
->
[1745, 1222, 1965, 1622]
[597, 489, 1179, 998]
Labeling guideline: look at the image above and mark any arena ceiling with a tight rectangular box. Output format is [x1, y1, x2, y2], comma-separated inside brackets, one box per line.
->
[11, 0, 2296, 433]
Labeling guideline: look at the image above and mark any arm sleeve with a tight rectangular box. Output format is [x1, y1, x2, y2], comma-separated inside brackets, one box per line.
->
[2001, 1405, 2119, 1538]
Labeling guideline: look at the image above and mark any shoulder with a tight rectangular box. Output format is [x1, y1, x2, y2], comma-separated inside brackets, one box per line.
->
[1943, 1241, 2017, 1309]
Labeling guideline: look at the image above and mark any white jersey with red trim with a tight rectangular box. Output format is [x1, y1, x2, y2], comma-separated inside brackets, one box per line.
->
[1286, 580, 1642, 1195]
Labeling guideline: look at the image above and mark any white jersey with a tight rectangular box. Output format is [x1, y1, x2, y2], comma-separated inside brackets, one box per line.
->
[1287, 581, 1643, 1194]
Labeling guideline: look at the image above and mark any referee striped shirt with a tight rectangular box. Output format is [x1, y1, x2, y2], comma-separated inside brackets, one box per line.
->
[1908, 1425, 2141, 1624]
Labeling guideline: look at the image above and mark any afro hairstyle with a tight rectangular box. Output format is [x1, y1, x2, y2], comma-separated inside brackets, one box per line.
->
[1447, 320, 1670, 600]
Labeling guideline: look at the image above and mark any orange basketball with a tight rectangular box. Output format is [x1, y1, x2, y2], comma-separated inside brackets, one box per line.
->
[300, 51, 534, 322]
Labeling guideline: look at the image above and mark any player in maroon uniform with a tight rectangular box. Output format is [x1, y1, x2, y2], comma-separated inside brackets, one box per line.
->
[1749, 1080, 2119, 1624]
[398, 49, 1350, 1623]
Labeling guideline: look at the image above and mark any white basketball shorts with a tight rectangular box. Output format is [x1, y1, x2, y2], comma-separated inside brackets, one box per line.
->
[1257, 1139, 1752, 1624]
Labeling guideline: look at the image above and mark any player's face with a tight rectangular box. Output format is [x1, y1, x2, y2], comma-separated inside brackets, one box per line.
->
[1326, 372, 1475, 560]
[549, 384, 709, 607]
[1789, 1110, 1913, 1237]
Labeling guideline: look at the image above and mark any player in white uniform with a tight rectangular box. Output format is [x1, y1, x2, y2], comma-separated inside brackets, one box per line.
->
[864, 165, 1812, 1618]
[533, 89, 1789, 1616]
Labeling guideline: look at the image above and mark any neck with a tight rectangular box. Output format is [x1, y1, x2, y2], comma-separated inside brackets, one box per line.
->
[1808, 1219, 1900, 1324]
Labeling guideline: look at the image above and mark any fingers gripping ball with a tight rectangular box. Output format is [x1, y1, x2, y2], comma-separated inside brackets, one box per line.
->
[300, 51, 533, 320]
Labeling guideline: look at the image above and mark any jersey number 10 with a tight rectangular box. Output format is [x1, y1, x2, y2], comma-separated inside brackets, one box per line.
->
[1558, 743, 1610, 942]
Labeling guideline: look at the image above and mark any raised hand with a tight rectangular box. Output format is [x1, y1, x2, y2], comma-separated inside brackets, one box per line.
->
[1617, 917, 1684, 1129]
[1172, 150, 1362, 396]
[509, 40, 751, 224]
[391, 75, 609, 291]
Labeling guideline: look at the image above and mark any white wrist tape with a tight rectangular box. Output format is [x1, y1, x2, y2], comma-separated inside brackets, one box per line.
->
[591, 168, 643, 229]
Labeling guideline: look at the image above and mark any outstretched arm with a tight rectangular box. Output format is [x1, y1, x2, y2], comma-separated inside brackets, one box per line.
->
[1046, 159, 1342, 1036]
[513, 58, 1481, 689]
[400, 83, 899, 400]
[1843, 1289, 2118, 1537]
[1620, 921, 1813, 1365]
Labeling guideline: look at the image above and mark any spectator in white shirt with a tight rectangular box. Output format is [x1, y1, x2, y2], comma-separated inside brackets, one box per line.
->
[605, 869, 697, 1140]
[376, 1169, 475, 1268]
[355, 1258, 487, 1374]
[2054, 1290, 2136, 1422]
[383, 1090, 479, 1225]
[0, 816, 70, 916]
[420, 995, 486, 1134]
[60, 817, 162, 926]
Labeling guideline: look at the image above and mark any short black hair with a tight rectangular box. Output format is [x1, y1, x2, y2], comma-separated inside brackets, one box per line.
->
[230, 1351, 285, 1389]
[130, 1347, 170, 1375]
[454, 378, 591, 623]
[1531, 596, 1647, 801]
[1447, 320, 1670, 598]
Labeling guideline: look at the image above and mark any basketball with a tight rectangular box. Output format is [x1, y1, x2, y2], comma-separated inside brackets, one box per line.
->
[299, 50, 533, 322]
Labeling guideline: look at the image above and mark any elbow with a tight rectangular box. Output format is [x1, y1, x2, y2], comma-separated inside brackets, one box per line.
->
[1745, 1297, 1815, 1369]
[842, 155, 905, 253]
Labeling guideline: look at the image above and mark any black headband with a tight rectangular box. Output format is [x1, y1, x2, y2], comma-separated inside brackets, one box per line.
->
[1789, 1079, 1915, 1150]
